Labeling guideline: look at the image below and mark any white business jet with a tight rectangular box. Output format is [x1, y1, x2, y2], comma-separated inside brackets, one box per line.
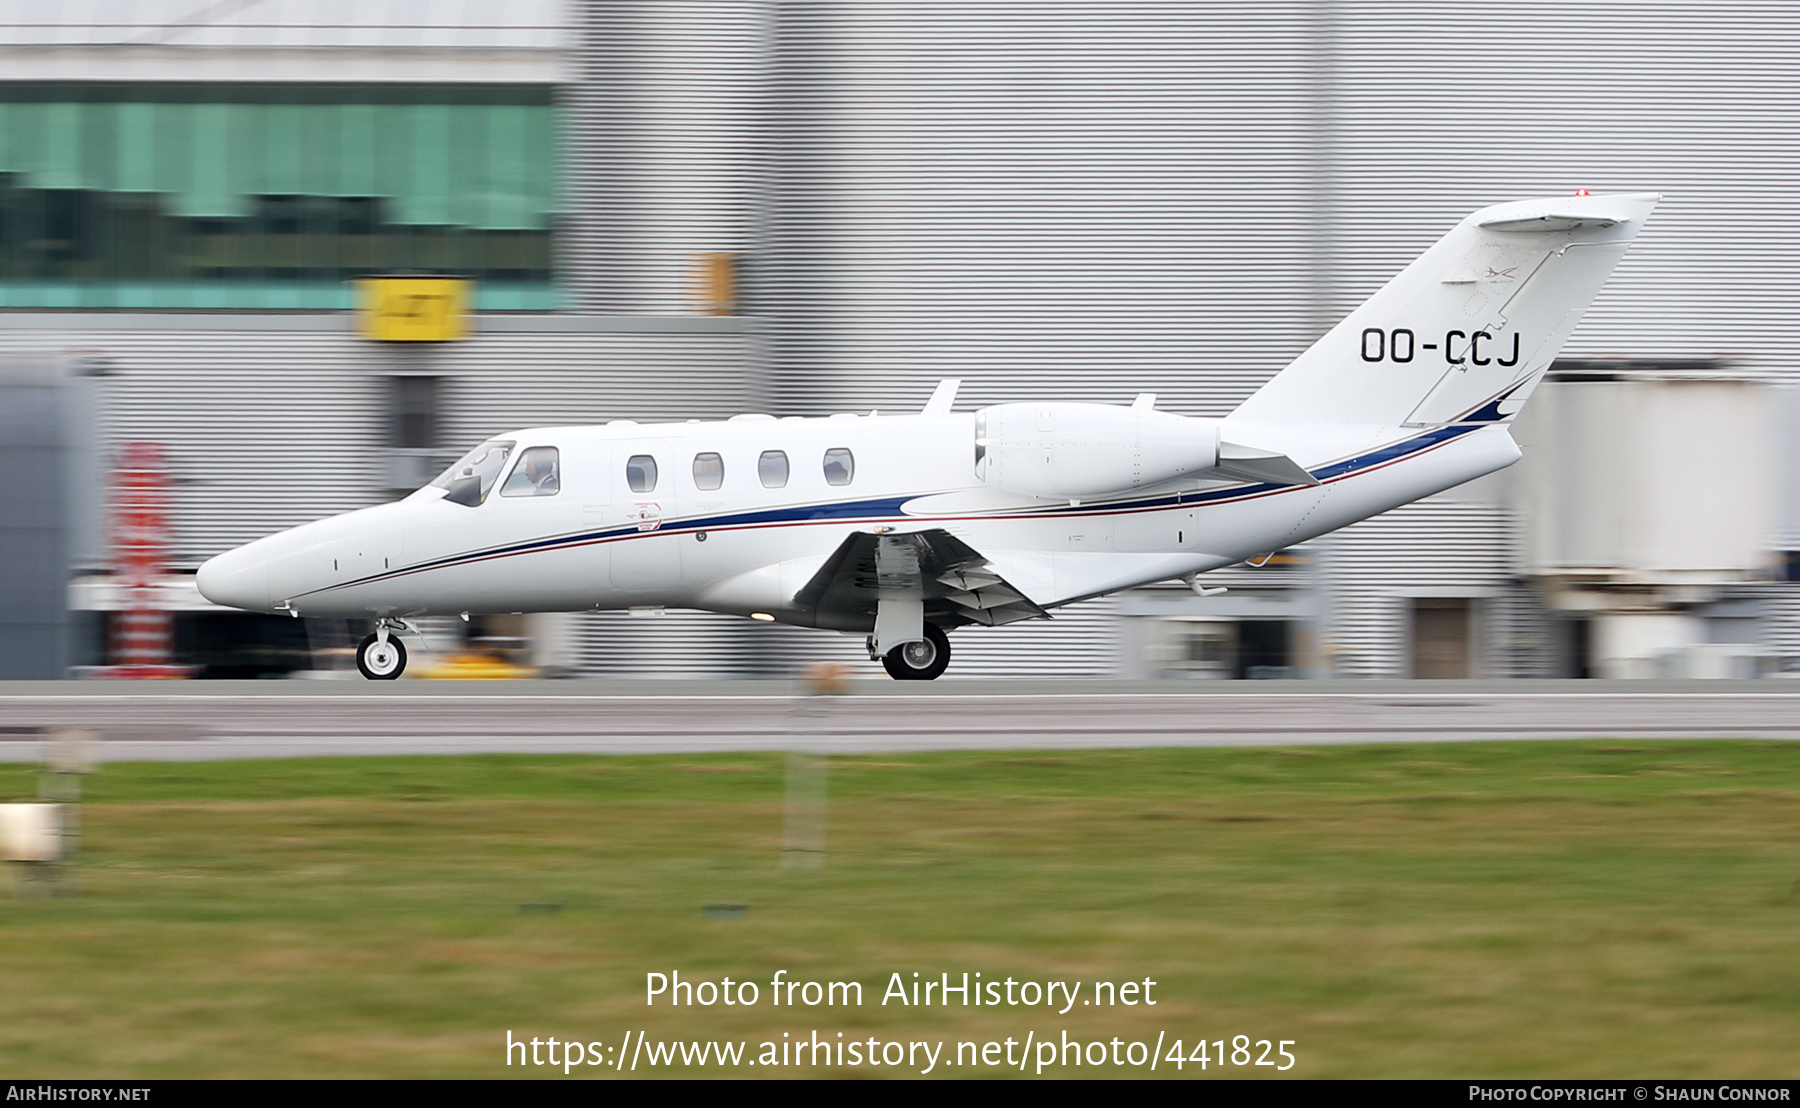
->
[198, 192, 1659, 680]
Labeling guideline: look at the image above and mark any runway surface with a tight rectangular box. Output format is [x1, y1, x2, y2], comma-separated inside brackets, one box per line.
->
[0, 679, 1797, 761]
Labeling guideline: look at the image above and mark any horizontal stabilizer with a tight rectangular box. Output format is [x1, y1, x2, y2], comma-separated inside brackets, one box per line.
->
[1479, 214, 1620, 233]
[1213, 441, 1320, 487]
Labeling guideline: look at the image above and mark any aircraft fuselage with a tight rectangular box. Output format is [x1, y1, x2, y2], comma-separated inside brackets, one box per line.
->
[197, 410, 1520, 627]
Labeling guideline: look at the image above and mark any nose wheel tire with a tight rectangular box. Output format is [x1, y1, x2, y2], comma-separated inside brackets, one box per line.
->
[881, 623, 950, 681]
[357, 633, 408, 680]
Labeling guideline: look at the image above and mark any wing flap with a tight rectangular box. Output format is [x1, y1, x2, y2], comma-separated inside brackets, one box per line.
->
[795, 528, 1050, 631]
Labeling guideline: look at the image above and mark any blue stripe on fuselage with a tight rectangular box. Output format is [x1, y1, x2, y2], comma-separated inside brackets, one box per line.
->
[303, 418, 1493, 598]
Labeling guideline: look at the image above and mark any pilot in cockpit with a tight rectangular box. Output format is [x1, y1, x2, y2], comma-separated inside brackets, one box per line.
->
[502, 446, 560, 497]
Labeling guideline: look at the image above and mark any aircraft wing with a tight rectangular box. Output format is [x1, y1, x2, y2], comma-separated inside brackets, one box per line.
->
[794, 528, 1050, 630]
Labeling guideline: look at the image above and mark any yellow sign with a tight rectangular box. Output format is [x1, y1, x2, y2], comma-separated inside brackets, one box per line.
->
[356, 278, 471, 342]
[692, 252, 737, 316]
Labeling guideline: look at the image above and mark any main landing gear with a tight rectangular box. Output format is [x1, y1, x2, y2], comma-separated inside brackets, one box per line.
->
[357, 622, 408, 680]
[880, 623, 951, 681]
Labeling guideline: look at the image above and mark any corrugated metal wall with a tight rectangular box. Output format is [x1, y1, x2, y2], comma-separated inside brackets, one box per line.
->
[1762, 592, 1800, 673]
[0, 324, 757, 564]
[565, 2, 758, 314]
[1329, 1, 1800, 378]
[754, 1, 1800, 405]
[761, 1, 1323, 418]
[1316, 501, 1530, 679]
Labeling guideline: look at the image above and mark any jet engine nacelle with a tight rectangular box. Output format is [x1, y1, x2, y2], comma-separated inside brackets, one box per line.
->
[974, 402, 1221, 499]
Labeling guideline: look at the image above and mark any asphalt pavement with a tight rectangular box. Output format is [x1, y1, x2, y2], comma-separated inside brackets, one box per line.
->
[0, 679, 1796, 761]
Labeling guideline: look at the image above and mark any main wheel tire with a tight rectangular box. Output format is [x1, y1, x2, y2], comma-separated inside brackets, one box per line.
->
[357, 632, 407, 680]
[881, 623, 951, 681]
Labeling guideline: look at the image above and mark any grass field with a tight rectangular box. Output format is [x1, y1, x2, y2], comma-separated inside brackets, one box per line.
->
[1, 740, 1798, 1078]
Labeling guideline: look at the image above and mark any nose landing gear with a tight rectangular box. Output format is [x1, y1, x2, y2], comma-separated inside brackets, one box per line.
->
[879, 623, 951, 681]
[357, 622, 409, 680]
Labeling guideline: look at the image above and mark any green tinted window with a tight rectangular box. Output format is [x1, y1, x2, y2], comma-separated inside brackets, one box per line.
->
[0, 84, 557, 310]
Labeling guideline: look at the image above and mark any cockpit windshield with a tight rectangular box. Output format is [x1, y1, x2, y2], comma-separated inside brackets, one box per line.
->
[430, 440, 515, 506]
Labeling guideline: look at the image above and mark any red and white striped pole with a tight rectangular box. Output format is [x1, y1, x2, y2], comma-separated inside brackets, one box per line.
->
[104, 443, 189, 679]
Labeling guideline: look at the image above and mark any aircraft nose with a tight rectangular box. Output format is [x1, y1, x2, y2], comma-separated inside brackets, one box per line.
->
[196, 545, 272, 613]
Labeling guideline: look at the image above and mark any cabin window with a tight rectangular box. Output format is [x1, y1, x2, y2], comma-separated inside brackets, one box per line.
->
[626, 454, 659, 494]
[822, 447, 854, 486]
[692, 452, 725, 491]
[501, 446, 561, 497]
[430, 439, 514, 507]
[758, 450, 789, 489]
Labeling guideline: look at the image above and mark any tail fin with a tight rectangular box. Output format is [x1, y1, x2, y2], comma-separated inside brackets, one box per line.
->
[1232, 192, 1660, 427]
